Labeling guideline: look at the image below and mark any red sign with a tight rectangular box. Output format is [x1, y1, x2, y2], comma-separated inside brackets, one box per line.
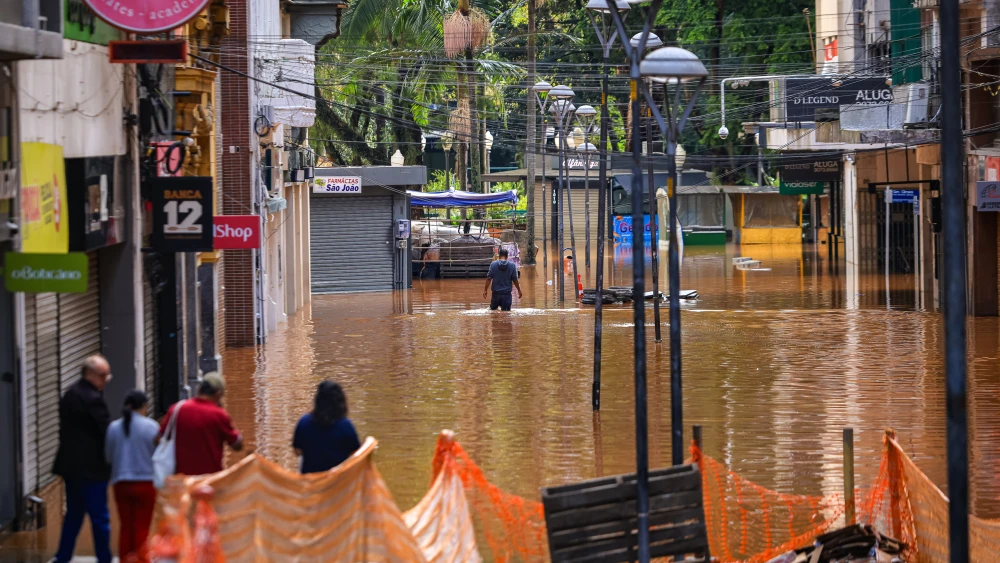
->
[85, 0, 210, 34]
[213, 216, 260, 250]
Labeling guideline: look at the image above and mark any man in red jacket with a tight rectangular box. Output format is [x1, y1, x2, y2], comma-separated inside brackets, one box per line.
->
[159, 372, 243, 476]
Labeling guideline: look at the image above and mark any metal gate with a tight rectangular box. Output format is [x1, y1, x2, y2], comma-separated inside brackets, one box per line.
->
[310, 196, 394, 293]
[857, 190, 918, 308]
[142, 264, 159, 417]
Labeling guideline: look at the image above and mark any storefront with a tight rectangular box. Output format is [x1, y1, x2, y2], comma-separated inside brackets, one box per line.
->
[310, 166, 424, 293]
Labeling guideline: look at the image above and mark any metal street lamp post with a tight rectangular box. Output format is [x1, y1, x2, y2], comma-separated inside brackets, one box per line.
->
[533, 81, 553, 268]
[587, 0, 629, 411]
[630, 32, 664, 343]
[642, 46, 707, 467]
[440, 131, 454, 192]
[575, 105, 597, 267]
[602, 1, 666, 558]
[549, 85, 576, 302]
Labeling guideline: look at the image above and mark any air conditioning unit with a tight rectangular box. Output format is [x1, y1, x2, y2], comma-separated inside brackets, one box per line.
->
[903, 83, 930, 127]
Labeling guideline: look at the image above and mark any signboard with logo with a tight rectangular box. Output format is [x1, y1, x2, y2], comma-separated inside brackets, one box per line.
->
[213, 215, 261, 249]
[84, 0, 210, 33]
[886, 189, 919, 205]
[5, 252, 89, 293]
[151, 176, 214, 252]
[313, 176, 362, 194]
[785, 77, 892, 121]
[20, 143, 69, 254]
[65, 0, 120, 45]
[779, 154, 841, 183]
[779, 181, 826, 196]
[613, 214, 656, 244]
[67, 156, 124, 251]
[976, 181, 1000, 211]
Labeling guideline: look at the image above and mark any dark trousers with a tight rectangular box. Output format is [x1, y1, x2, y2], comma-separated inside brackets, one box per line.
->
[490, 292, 513, 311]
[55, 478, 111, 563]
[114, 481, 157, 563]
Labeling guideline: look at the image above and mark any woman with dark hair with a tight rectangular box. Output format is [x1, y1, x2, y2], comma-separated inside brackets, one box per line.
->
[104, 390, 158, 562]
[292, 381, 362, 474]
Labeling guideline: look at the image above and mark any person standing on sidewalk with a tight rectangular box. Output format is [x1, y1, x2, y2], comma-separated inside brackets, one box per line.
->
[159, 373, 243, 476]
[105, 390, 158, 563]
[52, 355, 113, 563]
[483, 247, 522, 311]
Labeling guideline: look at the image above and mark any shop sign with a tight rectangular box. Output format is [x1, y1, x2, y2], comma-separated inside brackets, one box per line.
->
[779, 154, 841, 183]
[213, 216, 260, 249]
[786, 77, 892, 121]
[779, 181, 826, 196]
[313, 176, 362, 193]
[151, 176, 214, 252]
[67, 156, 123, 251]
[565, 157, 599, 170]
[84, 0, 211, 34]
[4, 252, 89, 293]
[65, 0, 120, 45]
[613, 214, 655, 244]
[886, 189, 919, 205]
[976, 181, 1000, 211]
[20, 143, 69, 254]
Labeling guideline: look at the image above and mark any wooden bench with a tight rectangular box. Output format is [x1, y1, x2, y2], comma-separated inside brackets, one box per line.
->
[541, 464, 710, 563]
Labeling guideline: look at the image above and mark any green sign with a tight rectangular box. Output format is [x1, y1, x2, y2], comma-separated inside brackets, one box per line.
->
[779, 181, 826, 196]
[64, 0, 120, 45]
[5, 252, 89, 293]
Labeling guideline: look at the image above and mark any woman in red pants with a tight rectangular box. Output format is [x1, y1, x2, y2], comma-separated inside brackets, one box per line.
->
[104, 390, 158, 563]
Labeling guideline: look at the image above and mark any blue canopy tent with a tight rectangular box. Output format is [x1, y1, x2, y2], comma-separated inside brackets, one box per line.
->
[406, 188, 518, 208]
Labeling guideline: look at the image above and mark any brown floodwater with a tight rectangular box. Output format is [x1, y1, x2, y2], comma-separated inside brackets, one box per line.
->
[222, 243, 1000, 522]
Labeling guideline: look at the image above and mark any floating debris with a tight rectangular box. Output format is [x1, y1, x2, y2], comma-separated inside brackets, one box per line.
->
[582, 287, 698, 305]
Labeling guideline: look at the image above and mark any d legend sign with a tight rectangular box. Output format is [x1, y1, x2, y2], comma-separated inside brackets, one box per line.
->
[214, 216, 261, 249]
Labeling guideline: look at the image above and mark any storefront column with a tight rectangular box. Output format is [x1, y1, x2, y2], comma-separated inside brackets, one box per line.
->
[198, 254, 221, 374]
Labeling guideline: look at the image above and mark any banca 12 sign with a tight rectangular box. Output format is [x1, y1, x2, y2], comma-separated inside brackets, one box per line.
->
[151, 176, 214, 252]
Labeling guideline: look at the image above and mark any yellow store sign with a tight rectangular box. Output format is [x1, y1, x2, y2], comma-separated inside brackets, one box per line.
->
[20, 143, 68, 254]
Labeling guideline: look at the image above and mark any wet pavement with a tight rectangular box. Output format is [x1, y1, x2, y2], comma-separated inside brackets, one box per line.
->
[222, 243, 1000, 519]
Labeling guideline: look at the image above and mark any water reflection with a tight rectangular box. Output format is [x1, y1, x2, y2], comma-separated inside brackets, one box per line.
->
[222, 243, 1000, 519]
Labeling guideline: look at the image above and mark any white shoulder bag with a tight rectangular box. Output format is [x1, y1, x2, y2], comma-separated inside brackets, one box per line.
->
[153, 400, 185, 489]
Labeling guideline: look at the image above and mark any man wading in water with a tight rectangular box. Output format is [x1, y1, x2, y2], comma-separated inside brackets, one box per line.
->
[483, 247, 522, 311]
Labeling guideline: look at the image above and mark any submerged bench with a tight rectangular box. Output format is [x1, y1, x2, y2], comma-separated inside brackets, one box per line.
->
[541, 464, 710, 563]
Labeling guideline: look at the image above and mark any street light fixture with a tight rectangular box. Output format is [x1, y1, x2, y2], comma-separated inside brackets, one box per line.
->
[440, 131, 454, 191]
[534, 81, 554, 268]
[587, 0, 630, 414]
[550, 96, 576, 302]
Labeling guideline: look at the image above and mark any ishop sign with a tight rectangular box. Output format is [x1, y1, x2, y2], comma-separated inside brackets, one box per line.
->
[4, 252, 89, 293]
[151, 176, 214, 252]
[214, 216, 261, 249]
[84, 0, 210, 33]
[313, 176, 362, 194]
[976, 181, 1000, 211]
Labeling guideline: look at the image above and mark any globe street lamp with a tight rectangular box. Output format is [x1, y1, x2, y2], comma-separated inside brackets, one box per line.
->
[601, 1, 670, 559]
[440, 131, 454, 192]
[640, 46, 708, 471]
[575, 105, 597, 267]
[484, 130, 494, 191]
[549, 90, 575, 302]
[587, 0, 630, 413]
[533, 81, 553, 268]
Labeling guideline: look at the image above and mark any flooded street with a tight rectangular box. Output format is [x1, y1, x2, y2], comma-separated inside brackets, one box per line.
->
[223, 243, 1000, 519]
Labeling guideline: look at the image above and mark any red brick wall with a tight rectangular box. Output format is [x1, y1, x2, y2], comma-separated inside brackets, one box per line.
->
[221, 0, 255, 347]
[215, 70, 226, 351]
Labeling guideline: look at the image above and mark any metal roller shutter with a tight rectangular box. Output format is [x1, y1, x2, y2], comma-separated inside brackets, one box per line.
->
[57, 252, 101, 393]
[21, 295, 38, 492]
[310, 196, 394, 293]
[33, 293, 59, 489]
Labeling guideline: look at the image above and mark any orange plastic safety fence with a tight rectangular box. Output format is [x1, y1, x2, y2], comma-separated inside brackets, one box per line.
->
[432, 436, 548, 563]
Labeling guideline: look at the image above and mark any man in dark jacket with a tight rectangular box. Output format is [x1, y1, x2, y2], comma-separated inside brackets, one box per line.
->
[483, 247, 522, 311]
[53, 355, 113, 563]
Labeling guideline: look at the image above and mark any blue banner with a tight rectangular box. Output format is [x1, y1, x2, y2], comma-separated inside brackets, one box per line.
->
[613, 214, 655, 244]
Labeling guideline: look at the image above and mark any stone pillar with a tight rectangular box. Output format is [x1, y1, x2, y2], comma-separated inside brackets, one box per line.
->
[198, 259, 221, 374]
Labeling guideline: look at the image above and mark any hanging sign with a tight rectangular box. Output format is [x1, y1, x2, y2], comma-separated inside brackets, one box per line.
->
[213, 215, 260, 249]
[313, 176, 362, 194]
[778, 154, 841, 183]
[976, 181, 1000, 211]
[151, 176, 214, 252]
[613, 214, 655, 244]
[785, 77, 892, 121]
[779, 181, 826, 196]
[5, 252, 89, 293]
[84, 0, 210, 34]
[20, 143, 69, 254]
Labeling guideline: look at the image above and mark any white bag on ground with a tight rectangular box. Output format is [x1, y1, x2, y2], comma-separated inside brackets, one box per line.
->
[152, 400, 185, 489]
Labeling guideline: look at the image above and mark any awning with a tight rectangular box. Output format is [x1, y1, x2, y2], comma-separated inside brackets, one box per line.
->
[407, 188, 518, 208]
